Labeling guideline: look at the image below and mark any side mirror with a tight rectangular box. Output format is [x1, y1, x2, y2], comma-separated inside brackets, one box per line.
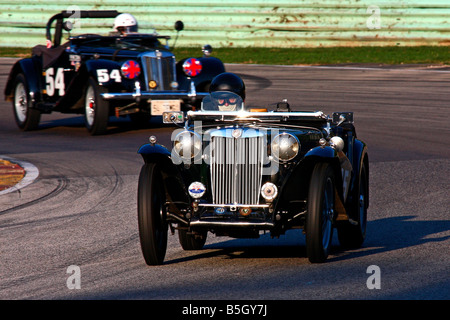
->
[174, 21, 184, 32]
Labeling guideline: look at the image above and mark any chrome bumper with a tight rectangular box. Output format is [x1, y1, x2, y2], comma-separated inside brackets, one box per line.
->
[101, 79, 208, 101]
[101, 91, 209, 101]
[189, 219, 275, 229]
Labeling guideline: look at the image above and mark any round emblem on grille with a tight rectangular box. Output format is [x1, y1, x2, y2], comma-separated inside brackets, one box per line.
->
[232, 128, 243, 138]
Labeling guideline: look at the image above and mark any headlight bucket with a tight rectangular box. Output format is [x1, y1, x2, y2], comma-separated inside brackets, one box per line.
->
[173, 130, 202, 160]
[271, 133, 300, 162]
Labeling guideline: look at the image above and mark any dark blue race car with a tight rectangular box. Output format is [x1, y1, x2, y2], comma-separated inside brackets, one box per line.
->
[4, 10, 225, 135]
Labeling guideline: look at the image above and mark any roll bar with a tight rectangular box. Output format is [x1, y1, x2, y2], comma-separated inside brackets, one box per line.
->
[45, 10, 120, 47]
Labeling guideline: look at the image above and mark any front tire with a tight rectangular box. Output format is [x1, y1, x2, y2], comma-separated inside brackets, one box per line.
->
[84, 78, 109, 135]
[137, 163, 168, 265]
[306, 163, 336, 263]
[12, 74, 41, 131]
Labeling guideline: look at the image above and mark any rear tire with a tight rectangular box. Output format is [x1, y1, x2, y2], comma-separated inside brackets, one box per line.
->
[12, 74, 41, 131]
[306, 163, 335, 263]
[178, 228, 207, 250]
[338, 162, 368, 248]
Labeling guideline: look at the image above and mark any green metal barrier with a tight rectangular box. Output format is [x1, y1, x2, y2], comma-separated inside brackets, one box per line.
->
[1, 0, 449, 47]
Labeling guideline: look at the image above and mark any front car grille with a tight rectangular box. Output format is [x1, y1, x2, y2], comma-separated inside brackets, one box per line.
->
[141, 51, 177, 91]
[209, 129, 265, 205]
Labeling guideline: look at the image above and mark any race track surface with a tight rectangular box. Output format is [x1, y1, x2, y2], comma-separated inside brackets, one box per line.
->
[0, 58, 448, 302]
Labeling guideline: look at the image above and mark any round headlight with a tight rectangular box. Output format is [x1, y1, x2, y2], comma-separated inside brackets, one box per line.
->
[330, 136, 345, 152]
[173, 130, 202, 160]
[271, 133, 300, 162]
[261, 182, 278, 201]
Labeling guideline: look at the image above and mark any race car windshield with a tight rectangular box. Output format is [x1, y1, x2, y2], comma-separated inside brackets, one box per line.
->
[201, 92, 244, 112]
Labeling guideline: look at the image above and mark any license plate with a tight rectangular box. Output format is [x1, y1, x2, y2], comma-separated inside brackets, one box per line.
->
[150, 100, 181, 115]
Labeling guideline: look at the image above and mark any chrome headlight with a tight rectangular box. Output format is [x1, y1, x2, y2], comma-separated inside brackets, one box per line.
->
[173, 130, 202, 160]
[271, 133, 300, 162]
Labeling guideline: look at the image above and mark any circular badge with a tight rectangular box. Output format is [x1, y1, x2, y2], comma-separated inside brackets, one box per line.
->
[188, 181, 206, 199]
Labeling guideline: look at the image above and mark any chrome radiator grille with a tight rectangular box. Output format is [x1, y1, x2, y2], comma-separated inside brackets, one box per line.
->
[210, 133, 264, 205]
[141, 52, 177, 91]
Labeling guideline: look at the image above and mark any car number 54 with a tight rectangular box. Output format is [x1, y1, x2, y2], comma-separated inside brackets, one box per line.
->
[97, 69, 121, 83]
[45, 67, 65, 96]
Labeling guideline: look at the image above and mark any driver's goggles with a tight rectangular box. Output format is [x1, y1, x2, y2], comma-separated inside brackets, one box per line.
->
[218, 98, 237, 104]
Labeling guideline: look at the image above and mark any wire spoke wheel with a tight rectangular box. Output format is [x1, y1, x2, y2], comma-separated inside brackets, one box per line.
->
[84, 78, 109, 135]
[12, 74, 41, 130]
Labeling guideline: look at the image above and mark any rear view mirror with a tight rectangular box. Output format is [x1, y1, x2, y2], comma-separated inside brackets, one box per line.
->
[174, 21, 184, 32]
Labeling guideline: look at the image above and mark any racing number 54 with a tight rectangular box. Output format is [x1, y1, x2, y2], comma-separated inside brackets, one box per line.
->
[45, 67, 65, 96]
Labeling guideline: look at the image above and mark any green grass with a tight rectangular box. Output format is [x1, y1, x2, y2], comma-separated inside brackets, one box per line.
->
[1, 46, 449, 65]
[175, 46, 450, 65]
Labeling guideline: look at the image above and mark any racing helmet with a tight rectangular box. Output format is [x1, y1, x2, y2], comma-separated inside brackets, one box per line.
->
[114, 13, 138, 34]
[209, 72, 246, 101]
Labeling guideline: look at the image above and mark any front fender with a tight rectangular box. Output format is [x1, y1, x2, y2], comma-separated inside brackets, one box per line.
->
[176, 56, 225, 91]
[138, 143, 190, 206]
[84, 59, 123, 88]
[277, 146, 344, 209]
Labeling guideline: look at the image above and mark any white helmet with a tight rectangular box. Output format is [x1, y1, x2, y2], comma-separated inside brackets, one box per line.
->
[114, 13, 138, 34]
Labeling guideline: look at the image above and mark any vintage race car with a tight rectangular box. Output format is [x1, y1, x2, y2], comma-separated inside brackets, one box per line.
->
[4, 10, 225, 135]
[136, 84, 369, 265]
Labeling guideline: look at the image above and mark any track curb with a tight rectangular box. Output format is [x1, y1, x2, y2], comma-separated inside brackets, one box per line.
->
[0, 156, 39, 195]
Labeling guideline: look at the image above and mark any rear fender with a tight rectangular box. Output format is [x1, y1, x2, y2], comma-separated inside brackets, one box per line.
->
[350, 139, 369, 208]
[4, 58, 42, 106]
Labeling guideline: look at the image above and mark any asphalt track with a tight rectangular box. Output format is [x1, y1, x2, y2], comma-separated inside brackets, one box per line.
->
[0, 58, 448, 303]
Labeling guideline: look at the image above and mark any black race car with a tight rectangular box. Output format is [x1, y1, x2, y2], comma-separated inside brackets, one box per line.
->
[4, 10, 225, 135]
[136, 74, 370, 265]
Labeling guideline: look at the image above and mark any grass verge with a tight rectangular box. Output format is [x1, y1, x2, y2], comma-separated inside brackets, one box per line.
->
[1, 46, 449, 65]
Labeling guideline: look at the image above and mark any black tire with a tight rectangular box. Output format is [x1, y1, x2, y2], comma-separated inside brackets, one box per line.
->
[12, 74, 41, 131]
[84, 78, 109, 135]
[337, 162, 368, 248]
[178, 228, 207, 250]
[306, 163, 336, 263]
[137, 163, 168, 265]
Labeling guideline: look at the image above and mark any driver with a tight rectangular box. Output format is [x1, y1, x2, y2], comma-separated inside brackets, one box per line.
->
[209, 72, 245, 111]
[113, 13, 138, 35]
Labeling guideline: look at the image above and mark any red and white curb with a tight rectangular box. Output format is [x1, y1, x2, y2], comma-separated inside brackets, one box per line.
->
[0, 155, 39, 195]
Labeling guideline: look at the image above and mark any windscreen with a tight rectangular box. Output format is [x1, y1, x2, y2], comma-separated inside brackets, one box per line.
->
[201, 92, 244, 112]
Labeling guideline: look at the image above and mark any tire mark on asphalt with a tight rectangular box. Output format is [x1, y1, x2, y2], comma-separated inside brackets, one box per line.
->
[0, 177, 68, 216]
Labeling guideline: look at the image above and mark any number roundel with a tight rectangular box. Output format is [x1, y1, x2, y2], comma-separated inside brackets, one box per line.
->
[182, 58, 202, 77]
[121, 60, 141, 79]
